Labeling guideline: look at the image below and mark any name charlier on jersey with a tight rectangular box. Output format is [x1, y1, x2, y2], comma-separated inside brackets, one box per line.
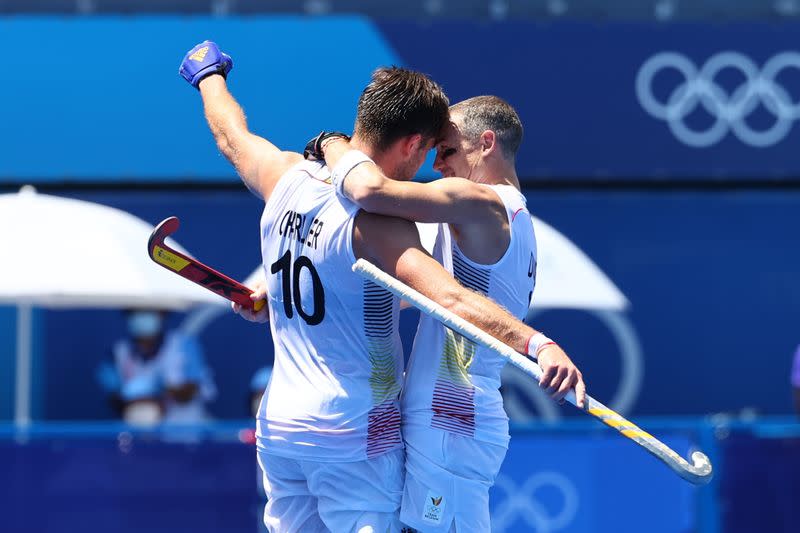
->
[278, 209, 325, 250]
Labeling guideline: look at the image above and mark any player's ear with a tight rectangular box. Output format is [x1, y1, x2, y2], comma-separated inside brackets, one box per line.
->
[480, 130, 497, 156]
[401, 133, 424, 157]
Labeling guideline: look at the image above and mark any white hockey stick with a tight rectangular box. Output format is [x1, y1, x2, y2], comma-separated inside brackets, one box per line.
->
[353, 259, 712, 485]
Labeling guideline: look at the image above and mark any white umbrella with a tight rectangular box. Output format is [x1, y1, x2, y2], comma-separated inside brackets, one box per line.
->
[0, 186, 225, 426]
[530, 217, 628, 311]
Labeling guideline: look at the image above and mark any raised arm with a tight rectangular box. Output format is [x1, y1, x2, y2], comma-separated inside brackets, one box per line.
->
[180, 41, 302, 200]
[324, 138, 503, 225]
[354, 211, 586, 407]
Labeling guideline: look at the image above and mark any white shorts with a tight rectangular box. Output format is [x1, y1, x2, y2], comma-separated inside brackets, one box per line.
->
[400, 427, 507, 533]
[257, 448, 405, 533]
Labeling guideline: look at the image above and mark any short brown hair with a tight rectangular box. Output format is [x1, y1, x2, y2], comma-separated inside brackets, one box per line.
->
[450, 96, 523, 160]
[354, 67, 450, 151]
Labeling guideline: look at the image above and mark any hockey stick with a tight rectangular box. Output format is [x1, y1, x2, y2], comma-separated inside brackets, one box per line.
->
[352, 258, 712, 485]
[148, 216, 265, 311]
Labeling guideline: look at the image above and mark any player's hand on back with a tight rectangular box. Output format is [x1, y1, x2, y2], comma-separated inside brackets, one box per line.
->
[179, 40, 233, 89]
[232, 282, 269, 323]
[536, 344, 586, 408]
[303, 131, 351, 161]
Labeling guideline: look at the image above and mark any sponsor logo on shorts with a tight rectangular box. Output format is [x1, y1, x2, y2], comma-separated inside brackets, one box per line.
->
[189, 46, 209, 62]
[422, 490, 445, 525]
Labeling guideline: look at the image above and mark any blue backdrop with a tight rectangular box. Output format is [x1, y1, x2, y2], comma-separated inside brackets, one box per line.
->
[1, 15, 797, 419]
[1, 17, 799, 181]
[4, 419, 799, 533]
[0, 187, 797, 420]
[0, 424, 701, 533]
[378, 20, 800, 179]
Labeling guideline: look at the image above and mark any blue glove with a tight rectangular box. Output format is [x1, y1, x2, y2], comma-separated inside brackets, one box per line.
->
[179, 40, 233, 89]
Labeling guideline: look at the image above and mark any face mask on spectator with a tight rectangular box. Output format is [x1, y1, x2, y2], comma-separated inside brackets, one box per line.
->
[128, 311, 163, 338]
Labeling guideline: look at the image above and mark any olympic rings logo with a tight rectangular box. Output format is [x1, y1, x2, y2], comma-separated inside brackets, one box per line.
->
[491, 471, 579, 532]
[636, 51, 800, 147]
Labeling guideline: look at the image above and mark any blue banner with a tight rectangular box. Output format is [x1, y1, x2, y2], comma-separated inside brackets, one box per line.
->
[0, 425, 700, 533]
[719, 429, 800, 533]
[0, 17, 400, 182]
[378, 20, 800, 179]
[489, 432, 696, 532]
[2, 187, 798, 421]
[2, 436, 261, 533]
[2, 18, 800, 182]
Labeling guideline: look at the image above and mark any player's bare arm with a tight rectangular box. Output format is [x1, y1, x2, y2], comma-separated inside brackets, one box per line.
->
[325, 138, 506, 223]
[353, 211, 586, 407]
[180, 41, 302, 200]
[198, 76, 301, 199]
[321, 138, 509, 263]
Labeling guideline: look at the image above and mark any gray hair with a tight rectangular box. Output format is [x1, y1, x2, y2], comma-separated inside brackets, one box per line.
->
[450, 96, 523, 160]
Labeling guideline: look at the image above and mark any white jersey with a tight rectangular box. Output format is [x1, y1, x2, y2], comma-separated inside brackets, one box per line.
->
[256, 160, 404, 462]
[401, 184, 536, 448]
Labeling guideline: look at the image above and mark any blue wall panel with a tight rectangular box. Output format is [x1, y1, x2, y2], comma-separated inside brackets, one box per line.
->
[377, 20, 800, 179]
[2, 18, 800, 181]
[1, 436, 261, 533]
[530, 189, 800, 416]
[489, 432, 696, 532]
[4, 187, 791, 421]
[719, 431, 800, 532]
[0, 426, 700, 533]
[0, 16, 400, 182]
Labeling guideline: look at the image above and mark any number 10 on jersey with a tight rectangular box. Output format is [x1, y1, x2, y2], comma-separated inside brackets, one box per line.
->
[270, 250, 326, 325]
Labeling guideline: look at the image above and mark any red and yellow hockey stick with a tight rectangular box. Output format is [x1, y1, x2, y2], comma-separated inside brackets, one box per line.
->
[147, 216, 265, 312]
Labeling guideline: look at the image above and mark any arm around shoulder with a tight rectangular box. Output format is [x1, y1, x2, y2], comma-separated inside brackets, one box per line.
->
[353, 211, 531, 353]
[329, 147, 503, 226]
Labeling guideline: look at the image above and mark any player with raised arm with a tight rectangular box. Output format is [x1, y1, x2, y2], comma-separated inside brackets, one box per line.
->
[179, 41, 583, 532]
[317, 96, 584, 532]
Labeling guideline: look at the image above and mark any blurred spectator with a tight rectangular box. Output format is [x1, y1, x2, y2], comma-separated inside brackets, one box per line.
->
[792, 345, 800, 415]
[97, 309, 216, 425]
[249, 365, 273, 417]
